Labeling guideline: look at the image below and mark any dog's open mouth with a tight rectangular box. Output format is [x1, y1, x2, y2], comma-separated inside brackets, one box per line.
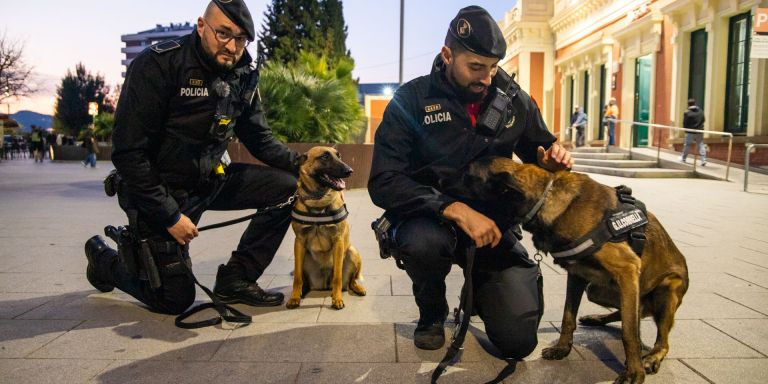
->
[319, 173, 346, 191]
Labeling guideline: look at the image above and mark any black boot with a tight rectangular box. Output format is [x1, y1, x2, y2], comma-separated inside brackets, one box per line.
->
[84, 235, 118, 292]
[213, 264, 284, 306]
[414, 318, 446, 350]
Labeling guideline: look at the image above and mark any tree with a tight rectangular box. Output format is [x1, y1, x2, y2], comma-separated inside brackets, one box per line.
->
[0, 32, 36, 104]
[53, 63, 113, 136]
[259, 0, 352, 67]
[92, 112, 114, 142]
[259, 53, 364, 143]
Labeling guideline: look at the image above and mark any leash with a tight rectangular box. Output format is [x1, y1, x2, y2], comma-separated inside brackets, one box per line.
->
[431, 245, 476, 383]
[174, 192, 298, 329]
[197, 192, 298, 231]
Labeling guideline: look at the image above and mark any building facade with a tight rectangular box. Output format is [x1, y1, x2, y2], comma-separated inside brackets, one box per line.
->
[120, 23, 195, 77]
[499, 0, 768, 163]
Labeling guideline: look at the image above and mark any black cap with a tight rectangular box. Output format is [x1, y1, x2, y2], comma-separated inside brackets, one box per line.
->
[446, 5, 506, 60]
[212, 0, 255, 41]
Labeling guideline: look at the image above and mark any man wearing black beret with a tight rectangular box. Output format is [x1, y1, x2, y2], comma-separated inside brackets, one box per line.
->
[369, 5, 572, 356]
[83, 0, 299, 315]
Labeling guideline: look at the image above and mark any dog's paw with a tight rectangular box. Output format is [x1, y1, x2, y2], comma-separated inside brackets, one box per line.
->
[331, 298, 345, 310]
[579, 314, 607, 326]
[350, 282, 366, 296]
[613, 369, 645, 384]
[542, 345, 571, 360]
[642, 354, 662, 374]
[286, 298, 301, 309]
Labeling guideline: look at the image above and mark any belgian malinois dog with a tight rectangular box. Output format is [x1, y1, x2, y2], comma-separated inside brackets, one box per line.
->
[461, 157, 689, 384]
[286, 146, 366, 310]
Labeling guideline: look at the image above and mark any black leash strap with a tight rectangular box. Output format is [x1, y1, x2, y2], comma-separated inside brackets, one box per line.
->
[197, 193, 297, 231]
[431, 245, 475, 383]
[174, 192, 298, 329]
[175, 259, 252, 329]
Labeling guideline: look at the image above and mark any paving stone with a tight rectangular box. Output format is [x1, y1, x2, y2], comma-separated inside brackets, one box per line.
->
[682, 358, 768, 384]
[675, 292, 766, 319]
[0, 293, 59, 319]
[95, 360, 301, 384]
[29, 319, 230, 360]
[317, 295, 419, 323]
[687, 272, 768, 294]
[704, 319, 768, 356]
[18, 292, 171, 322]
[715, 292, 768, 316]
[541, 294, 611, 322]
[494, 358, 708, 384]
[0, 358, 111, 384]
[17, 272, 98, 293]
[212, 323, 395, 363]
[0, 272, 44, 293]
[0, 319, 81, 358]
[296, 362, 505, 384]
[564, 319, 764, 361]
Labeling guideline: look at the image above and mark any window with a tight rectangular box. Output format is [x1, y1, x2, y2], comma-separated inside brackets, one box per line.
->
[583, 71, 589, 118]
[724, 12, 751, 134]
[688, 29, 707, 110]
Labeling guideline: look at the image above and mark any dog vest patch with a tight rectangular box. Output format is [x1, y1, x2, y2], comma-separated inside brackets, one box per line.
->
[607, 208, 648, 237]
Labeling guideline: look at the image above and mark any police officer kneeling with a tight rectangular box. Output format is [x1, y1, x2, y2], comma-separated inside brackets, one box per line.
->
[368, 6, 573, 357]
[84, 0, 299, 315]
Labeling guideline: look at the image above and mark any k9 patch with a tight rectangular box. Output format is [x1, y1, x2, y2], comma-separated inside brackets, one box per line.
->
[607, 208, 648, 237]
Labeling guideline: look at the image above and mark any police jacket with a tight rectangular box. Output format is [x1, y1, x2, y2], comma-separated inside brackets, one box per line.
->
[368, 57, 556, 219]
[112, 31, 298, 228]
[683, 106, 705, 130]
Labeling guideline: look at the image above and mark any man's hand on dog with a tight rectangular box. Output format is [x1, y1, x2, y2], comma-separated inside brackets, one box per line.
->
[537, 143, 573, 172]
[167, 214, 199, 245]
[442, 202, 501, 248]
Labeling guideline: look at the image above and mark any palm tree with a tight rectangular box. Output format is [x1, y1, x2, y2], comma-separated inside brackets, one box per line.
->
[259, 52, 364, 143]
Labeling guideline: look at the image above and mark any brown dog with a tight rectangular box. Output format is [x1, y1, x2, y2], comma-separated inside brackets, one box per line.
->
[286, 146, 366, 310]
[462, 157, 689, 384]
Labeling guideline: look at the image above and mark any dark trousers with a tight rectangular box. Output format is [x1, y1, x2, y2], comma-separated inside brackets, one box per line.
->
[395, 216, 542, 359]
[110, 163, 296, 314]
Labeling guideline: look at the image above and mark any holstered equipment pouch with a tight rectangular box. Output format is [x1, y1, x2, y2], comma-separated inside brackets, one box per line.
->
[371, 215, 405, 270]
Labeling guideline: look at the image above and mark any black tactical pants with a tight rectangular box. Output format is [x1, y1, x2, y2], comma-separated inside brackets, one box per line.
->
[111, 163, 296, 314]
[395, 216, 542, 359]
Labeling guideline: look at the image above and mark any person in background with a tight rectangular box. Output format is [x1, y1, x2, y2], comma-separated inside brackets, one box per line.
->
[570, 106, 587, 147]
[681, 98, 706, 166]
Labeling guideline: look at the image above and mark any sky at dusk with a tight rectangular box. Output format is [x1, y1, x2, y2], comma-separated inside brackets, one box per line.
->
[2, 1, 515, 115]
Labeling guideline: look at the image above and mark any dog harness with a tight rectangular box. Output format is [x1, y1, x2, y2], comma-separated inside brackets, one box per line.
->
[291, 204, 349, 225]
[548, 185, 648, 262]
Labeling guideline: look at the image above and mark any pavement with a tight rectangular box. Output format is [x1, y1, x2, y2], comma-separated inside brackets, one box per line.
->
[1, 156, 768, 384]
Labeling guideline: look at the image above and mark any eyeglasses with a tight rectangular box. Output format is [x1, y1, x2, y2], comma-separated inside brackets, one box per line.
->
[202, 19, 250, 47]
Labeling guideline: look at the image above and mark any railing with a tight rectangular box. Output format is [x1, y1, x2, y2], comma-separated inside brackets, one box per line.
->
[744, 143, 768, 192]
[606, 119, 734, 181]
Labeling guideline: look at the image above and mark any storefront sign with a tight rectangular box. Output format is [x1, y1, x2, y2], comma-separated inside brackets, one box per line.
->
[752, 9, 768, 59]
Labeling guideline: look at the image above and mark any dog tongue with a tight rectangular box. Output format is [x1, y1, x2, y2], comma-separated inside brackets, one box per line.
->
[335, 178, 346, 190]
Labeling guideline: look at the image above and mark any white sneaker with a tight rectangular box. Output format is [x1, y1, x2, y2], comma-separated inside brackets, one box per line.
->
[700, 161, 707, 166]
[679, 157, 686, 163]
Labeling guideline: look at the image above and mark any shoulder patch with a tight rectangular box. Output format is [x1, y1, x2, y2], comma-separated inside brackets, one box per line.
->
[150, 39, 181, 54]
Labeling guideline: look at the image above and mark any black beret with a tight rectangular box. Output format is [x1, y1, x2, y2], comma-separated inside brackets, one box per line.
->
[446, 5, 506, 60]
[212, 0, 255, 41]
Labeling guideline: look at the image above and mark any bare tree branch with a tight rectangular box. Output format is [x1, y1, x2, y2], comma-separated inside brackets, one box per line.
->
[0, 31, 37, 104]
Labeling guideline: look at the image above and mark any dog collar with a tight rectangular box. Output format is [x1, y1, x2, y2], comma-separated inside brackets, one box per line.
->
[291, 204, 349, 225]
[521, 178, 554, 225]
